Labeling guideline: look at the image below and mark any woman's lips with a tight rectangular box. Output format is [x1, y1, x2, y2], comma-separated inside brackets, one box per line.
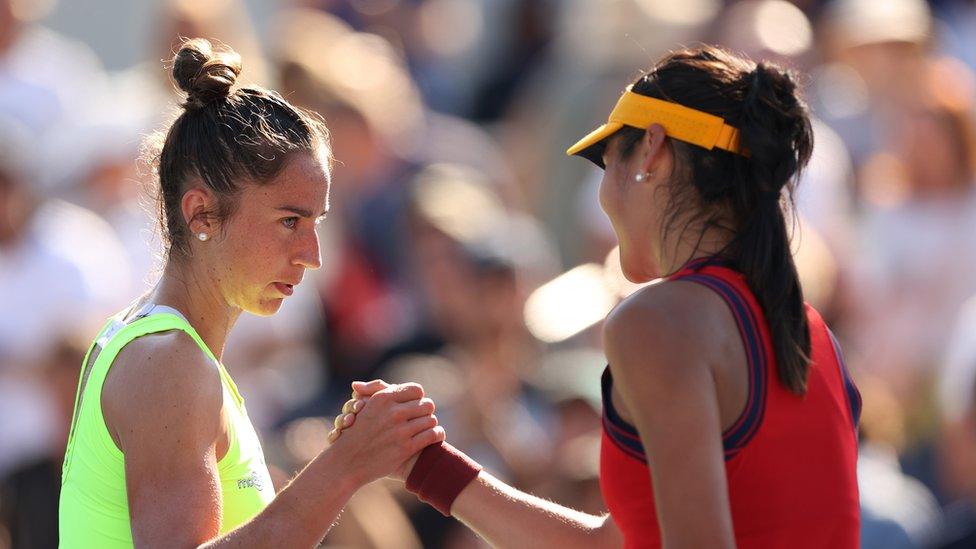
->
[273, 282, 294, 296]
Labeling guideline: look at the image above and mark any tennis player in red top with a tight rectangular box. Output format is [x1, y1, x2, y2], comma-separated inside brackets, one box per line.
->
[346, 45, 861, 549]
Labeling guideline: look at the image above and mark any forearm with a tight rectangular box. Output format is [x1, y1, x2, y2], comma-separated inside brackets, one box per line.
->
[201, 448, 361, 548]
[449, 471, 621, 549]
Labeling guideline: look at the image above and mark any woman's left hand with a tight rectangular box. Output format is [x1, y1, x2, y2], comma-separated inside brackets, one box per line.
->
[331, 379, 434, 482]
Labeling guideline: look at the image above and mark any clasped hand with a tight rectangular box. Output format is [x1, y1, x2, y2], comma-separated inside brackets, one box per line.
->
[327, 380, 442, 482]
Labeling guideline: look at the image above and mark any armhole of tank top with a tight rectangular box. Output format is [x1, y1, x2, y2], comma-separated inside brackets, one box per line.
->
[65, 300, 148, 445]
[63, 318, 114, 476]
[600, 367, 649, 462]
[673, 272, 769, 461]
[826, 326, 862, 433]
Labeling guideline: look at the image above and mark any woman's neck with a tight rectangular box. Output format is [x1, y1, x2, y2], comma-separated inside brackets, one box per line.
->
[656, 221, 734, 276]
[149, 259, 241, 361]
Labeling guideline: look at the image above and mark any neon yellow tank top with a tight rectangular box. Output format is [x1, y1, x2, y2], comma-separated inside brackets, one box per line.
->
[58, 304, 274, 548]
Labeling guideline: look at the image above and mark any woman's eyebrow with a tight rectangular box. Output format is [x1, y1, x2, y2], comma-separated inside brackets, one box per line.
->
[277, 205, 327, 218]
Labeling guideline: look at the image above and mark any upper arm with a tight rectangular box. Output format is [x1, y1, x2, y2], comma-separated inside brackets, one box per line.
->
[102, 331, 225, 548]
[603, 287, 735, 549]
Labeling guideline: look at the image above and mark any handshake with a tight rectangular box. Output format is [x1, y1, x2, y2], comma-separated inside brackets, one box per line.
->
[323, 379, 481, 516]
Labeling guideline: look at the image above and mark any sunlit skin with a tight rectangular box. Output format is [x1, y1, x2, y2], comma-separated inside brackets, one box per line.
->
[151, 150, 330, 360]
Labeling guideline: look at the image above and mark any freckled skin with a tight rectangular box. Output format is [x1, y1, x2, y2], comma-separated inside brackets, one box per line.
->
[205, 152, 330, 317]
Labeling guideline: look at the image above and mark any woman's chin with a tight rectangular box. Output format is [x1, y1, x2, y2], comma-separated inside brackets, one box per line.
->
[246, 298, 285, 317]
[620, 261, 658, 284]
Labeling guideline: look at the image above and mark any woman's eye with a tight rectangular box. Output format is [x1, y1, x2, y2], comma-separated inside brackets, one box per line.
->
[282, 217, 299, 229]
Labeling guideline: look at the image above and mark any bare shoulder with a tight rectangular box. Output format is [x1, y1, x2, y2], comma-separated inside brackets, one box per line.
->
[603, 280, 732, 383]
[102, 330, 223, 453]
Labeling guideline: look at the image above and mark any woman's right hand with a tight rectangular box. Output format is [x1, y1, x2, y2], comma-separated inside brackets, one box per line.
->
[326, 382, 444, 486]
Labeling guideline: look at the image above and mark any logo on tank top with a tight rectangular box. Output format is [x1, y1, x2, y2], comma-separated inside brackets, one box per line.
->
[237, 470, 266, 491]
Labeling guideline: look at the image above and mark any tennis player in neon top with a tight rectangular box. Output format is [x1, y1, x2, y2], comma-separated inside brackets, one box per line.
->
[347, 45, 861, 549]
[58, 38, 444, 547]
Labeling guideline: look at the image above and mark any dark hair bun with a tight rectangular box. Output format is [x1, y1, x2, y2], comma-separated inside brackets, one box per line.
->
[172, 38, 242, 110]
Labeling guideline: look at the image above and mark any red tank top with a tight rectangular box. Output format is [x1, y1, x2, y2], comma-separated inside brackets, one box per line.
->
[600, 259, 861, 548]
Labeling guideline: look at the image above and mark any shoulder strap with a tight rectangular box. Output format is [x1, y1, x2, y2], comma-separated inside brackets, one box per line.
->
[77, 312, 216, 414]
[108, 311, 244, 406]
[670, 265, 772, 460]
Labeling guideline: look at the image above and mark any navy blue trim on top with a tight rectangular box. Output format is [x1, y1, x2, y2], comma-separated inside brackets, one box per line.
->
[601, 368, 647, 462]
[828, 330, 861, 430]
[680, 273, 768, 460]
[599, 267, 770, 463]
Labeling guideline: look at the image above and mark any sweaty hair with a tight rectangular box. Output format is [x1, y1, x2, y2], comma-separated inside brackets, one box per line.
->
[145, 38, 330, 258]
[616, 46, 814, 394]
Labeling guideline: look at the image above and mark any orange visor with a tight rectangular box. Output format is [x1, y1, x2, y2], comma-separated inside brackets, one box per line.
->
[566, 87, 747, 168]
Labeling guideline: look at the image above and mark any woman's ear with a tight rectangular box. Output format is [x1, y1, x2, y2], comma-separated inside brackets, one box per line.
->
[638, 123, 669, 175]
[181, 186, 216, 236]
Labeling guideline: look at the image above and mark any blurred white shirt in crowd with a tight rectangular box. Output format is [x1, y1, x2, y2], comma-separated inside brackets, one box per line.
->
[0, 199, 131, 476]
[853, 185, 976, 379]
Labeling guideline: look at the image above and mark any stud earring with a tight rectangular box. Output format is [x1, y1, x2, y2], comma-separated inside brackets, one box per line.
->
[197, 232, 209, 242]
[634, 171, 652, 182]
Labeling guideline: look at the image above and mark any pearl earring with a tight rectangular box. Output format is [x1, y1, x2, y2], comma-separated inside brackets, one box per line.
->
[197, 232, 209, 242]
[634, 171, 652, 182]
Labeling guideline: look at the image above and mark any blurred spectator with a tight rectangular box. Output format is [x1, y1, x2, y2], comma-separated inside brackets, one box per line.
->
[815, 0, 932, 172]
[0, 0, 104, 138]
[935, 295, 976, 547]
[857, 374, 945, 548]
[0, 335, 88, 549]
[391, 164, 559, 463]
[355, 164, 559, 547]
[0, 115, 132, 479]
[848, 58, 976, 403]
[932, 0, 976, 73]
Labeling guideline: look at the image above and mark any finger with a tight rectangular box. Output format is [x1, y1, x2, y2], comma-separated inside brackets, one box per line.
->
[352, 399, 365, 413]
[387, 382, 426, 403]
[327, 429, 340, 443]
[341, 412, 355, 429]
[410, 426, 447, 452]
[402, 414, 439, 437]
[334, 414, 346, 431]
[393, 398, 436, 421]
[352, 379, 390, 397]
[341, 398, 360, 414]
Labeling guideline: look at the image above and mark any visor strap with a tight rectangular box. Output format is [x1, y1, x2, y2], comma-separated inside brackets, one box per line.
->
[608, 89, 747, 156]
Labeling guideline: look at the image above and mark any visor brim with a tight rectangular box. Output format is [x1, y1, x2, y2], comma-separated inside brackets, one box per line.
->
[566, 122, 624, 169]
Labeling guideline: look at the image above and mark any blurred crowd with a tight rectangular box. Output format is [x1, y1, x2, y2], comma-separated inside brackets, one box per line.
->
[1, 0, 976, 547]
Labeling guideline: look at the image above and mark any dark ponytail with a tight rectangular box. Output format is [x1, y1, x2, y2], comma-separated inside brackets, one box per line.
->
[616, 47, 814, 394]
[734, 63, 813, 394]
